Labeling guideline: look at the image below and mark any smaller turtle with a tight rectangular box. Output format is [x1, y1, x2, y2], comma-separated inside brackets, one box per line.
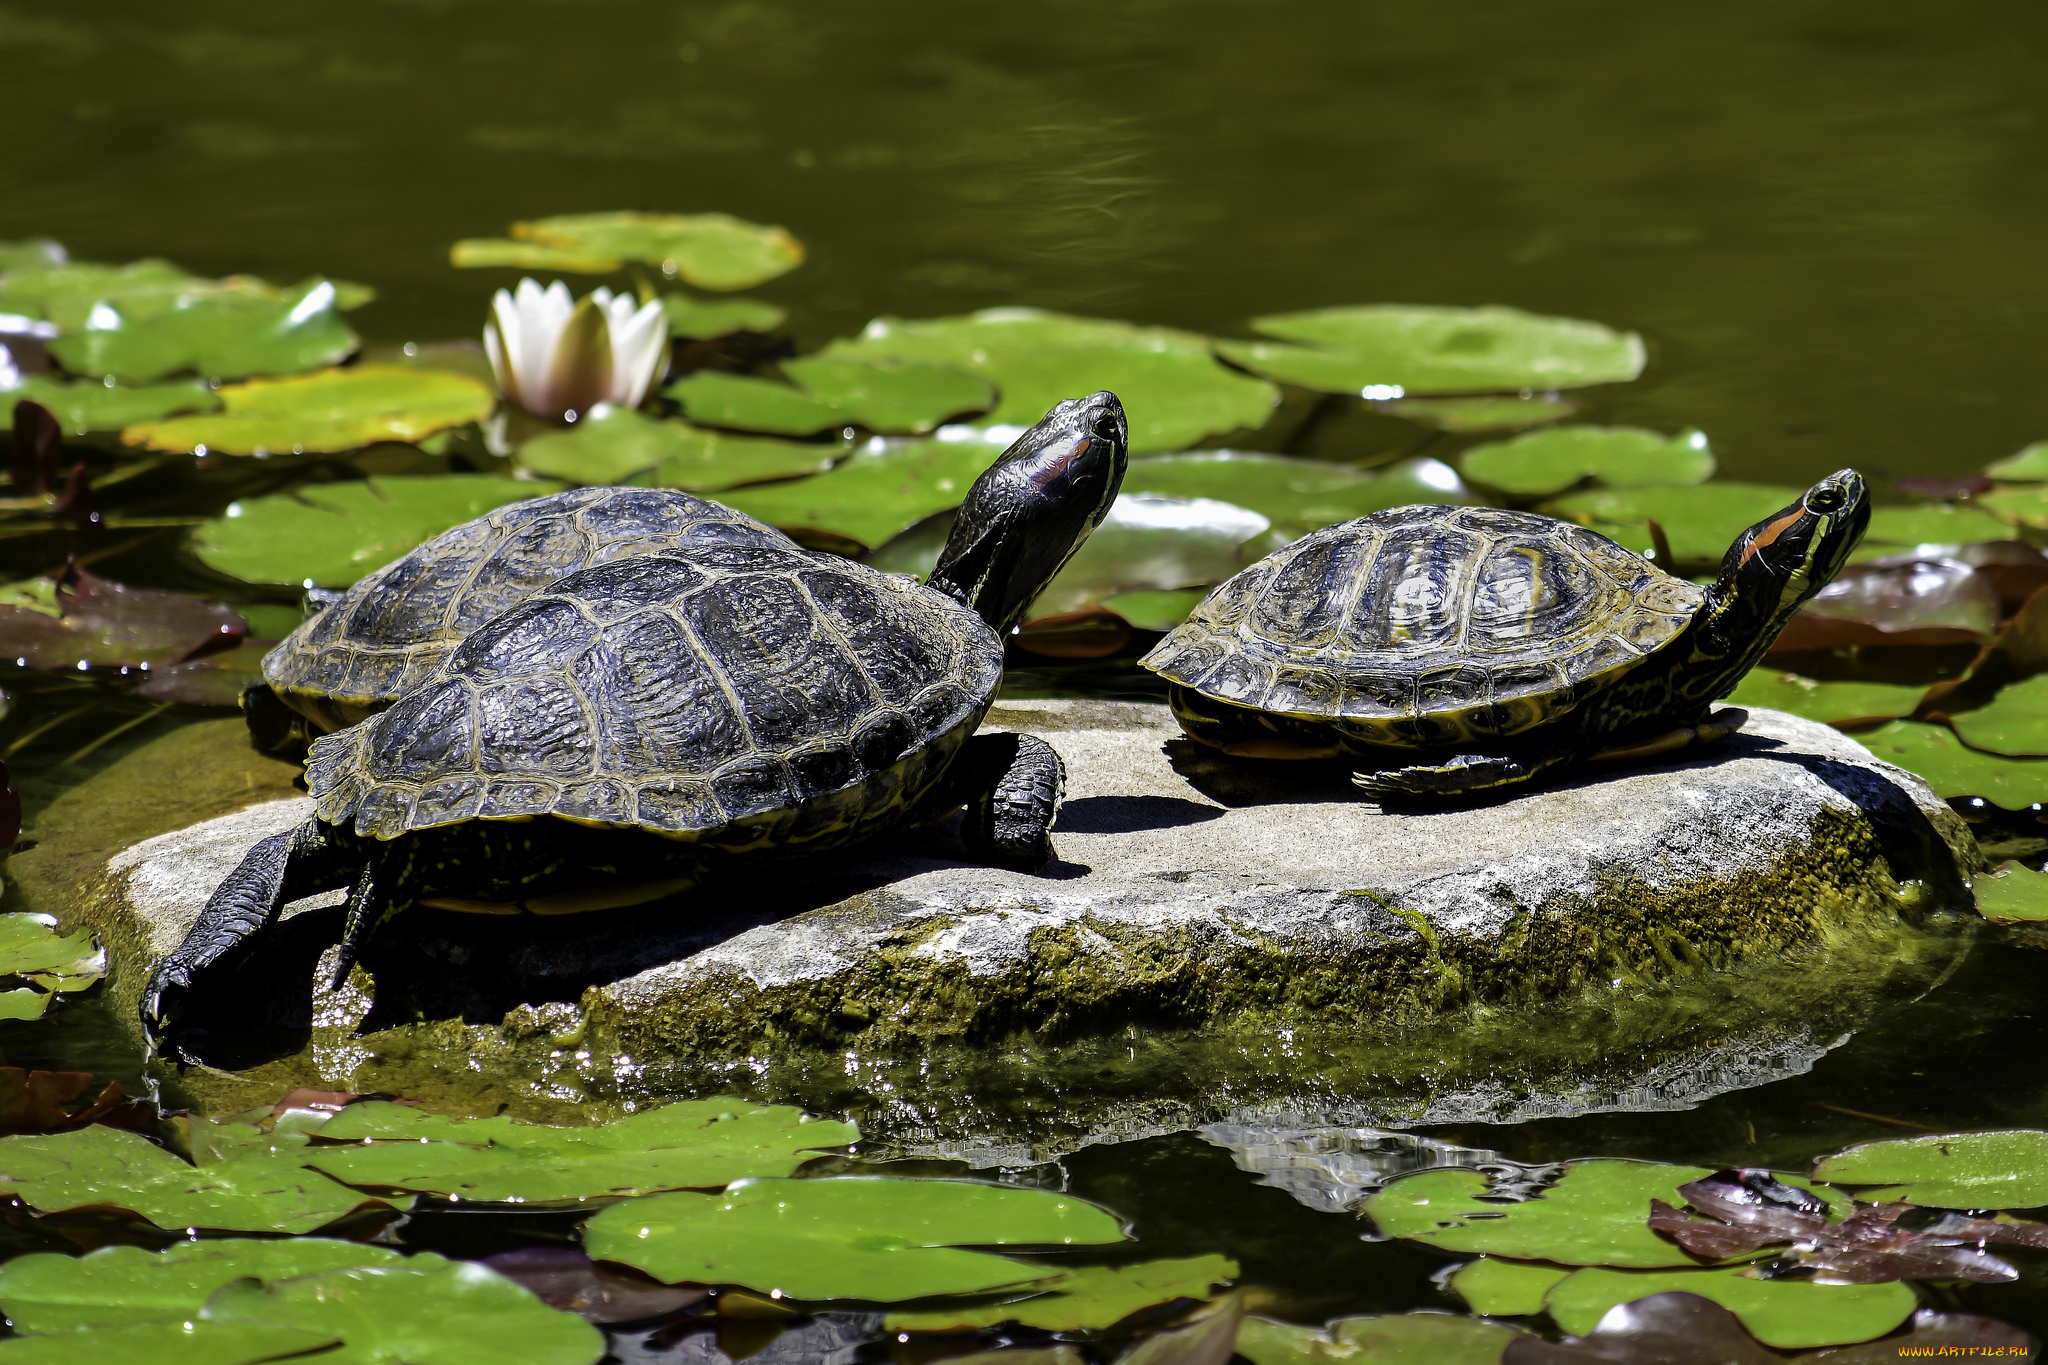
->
[1141, 470, 1869, 797]
[245, 486, 795, 754]
[142, 393, 1129, 1047]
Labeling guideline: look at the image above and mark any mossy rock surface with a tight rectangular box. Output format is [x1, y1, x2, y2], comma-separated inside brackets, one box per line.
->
[17, 706, 1978, 1143]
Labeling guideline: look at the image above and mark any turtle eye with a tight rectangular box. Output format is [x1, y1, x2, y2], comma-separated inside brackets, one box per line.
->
[1806, 486, 1846, 513]
[1090, 412, 1121, 441]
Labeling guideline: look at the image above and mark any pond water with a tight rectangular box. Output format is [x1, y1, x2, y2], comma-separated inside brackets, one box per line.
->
[6, 0, 2048, 1357]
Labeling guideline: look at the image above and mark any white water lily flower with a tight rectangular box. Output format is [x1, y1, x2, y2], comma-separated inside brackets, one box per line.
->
[484, 278, 669, 422]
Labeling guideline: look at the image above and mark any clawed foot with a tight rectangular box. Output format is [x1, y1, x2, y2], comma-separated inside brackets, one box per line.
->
[138, 961, 192, 1057]
[1354, 753, 1529, 800]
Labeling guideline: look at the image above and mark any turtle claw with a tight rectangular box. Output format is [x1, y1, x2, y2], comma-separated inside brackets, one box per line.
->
[1355, 753, 1530, 800]
[138, 961, 192, 1056]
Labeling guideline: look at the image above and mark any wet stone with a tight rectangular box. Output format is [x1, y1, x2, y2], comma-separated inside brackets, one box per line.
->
[14, 705, 1981, 1144]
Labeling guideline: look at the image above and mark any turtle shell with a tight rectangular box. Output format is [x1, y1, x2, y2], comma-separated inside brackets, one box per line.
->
[264, 486, 795, 730]
[1142, 504, 1705, 745]
[306, 543, 1002, 847]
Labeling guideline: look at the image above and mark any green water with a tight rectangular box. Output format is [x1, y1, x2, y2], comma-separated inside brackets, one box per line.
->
[8, 0, 2048, 1351]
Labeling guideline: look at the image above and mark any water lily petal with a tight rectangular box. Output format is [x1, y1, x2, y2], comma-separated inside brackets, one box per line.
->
[608, 298, 669, 407]
[540, 294, 615, 418]
[484, 290, 522, 410]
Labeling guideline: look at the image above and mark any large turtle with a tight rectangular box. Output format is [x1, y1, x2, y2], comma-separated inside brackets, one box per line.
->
[1142, 470, 1869, 798]
[142, 392, 1128, 1044]
[244, 486, 796, 751]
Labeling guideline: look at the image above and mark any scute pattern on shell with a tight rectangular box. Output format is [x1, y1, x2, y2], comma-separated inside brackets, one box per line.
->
[264, 486, 796, 723]
[1145, 505, 1703, 740]
[306, 547, 1002, 840]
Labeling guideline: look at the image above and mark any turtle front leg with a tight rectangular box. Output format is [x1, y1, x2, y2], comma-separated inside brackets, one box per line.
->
[1354, 752, 1540, 800]
[957, 732, 1066, 871]
[140, 818, 356, 1048]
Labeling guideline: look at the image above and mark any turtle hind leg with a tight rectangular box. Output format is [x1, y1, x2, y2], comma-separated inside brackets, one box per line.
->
[140, 819, 355, 1050]
[957, 732, 1066, 871]
[327, 861, 391, 991]
[1354, 752, 1537, 800]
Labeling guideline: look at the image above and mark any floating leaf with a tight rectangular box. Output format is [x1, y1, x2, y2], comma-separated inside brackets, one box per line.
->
[458, 212, 805, 290]
[305, 1098, 855, 1202]
[1856, 504, 2017, 554]
[1546, 483, 1801, 562]
[1812, 1130, 2048, 1209]
[1380, 393, 1578, 432]
[0, 240, 65, 273]
[661, 292, 786, 339]
[0, 259, 369, 333]
[124, 366, 495, 456]
[203, 1259, 606, 1365]
[1099, 587, 1210, 632]
[0, 913, 102, 996]
[782, 359, 994, 433]
[0, 1069, 150, 1138]
[1542, 1267, 1915, 1350]
[1723, 672, 1924, 728]
[1985, 442, 2048, 482]
[0, 1123, 396, 1232]
[1449, 1257, 1571, 1316]
[515, 407, 837, 489]
[1, 376, 218, 434]
[663, 372, 842, 436]
[190, 475, 545, 587]
[1123, 452, 1473, 538]
[585, 1176, 1125, 1302]
[1218, 305, 1645, 396]
[1362, 1161, 1719, 1267]
[1510, 1295, 2032, 1365]
[1031, 495, 1271, 618]
[0, 566, 244, 670]
[0, 1239, 410, 1332]
[1772, 558, 2000, 653]
[1237, 1312, 1524, 1365]
[48, 280, 358, 383]
[820, 309, 1278, 454]
[133, 636, 273, 708]
[721, 432, 1006, 550]
[480, 1246, 707, 1324]
[1461, 427, 1713, 499]
[888, 1255, 1238, 1333]
[0, 1319, 338, 1365]
[1975, 861, 2048, 924]
[1944, 674, 2048, 756]
[1853, 720, 2048, 808]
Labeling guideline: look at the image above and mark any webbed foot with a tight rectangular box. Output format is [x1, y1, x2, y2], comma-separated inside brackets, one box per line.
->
[960, 732, 1066, 870]
[1354, 752, 1533, 800]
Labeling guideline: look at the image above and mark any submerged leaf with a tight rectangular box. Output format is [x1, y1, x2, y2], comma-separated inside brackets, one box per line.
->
[1853, 721, 2048, 808]
[1461, 426, 1713, 498]
[132, 636, 274, 708]
[1237, 1311, 1524, 1365]
[1812, 1130, 2048, 1209]
[123, 366, 495, 456]
[1723, 672, 1924, 728]
[2, 377, 218, 434]
[1542, 1268, 1915, 1350]
[887, 1255, 1237, 1333]
[1362, 1161, 1718, 1268]
[305, 1098, 855, 1201]
[506, 211, 805, 290]
[190, 475, 546, 587]
[585, 1176, 1125, 1302]
[514, 407, 837, 489]
[1219, 305, 1645, 396]
[820, 309, 1278, 453]
[48, 280, 358, 382]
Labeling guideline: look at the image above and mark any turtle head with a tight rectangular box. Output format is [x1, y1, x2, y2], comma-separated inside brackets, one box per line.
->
[1690, 468, 1870, 691]
[928, 391, 1129, 633]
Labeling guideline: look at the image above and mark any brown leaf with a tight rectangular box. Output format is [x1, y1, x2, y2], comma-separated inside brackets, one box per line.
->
[483, 1246, 708, 1324]
[1016, 608, 1134, 659]
[0, 1068, 156, 1137]
[1502, 1291, 1781, 1364]
[1771, 558, 1997, 654]
[11, 400, 59, 497]
[0, 566, 246, 670]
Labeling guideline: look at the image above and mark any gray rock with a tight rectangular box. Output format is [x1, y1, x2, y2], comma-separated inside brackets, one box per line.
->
[53, 702, 1978, 1140]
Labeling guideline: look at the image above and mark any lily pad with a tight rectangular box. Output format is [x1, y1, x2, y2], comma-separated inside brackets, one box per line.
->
[123, 366, 495, 456]
[782, 358, 995, 434]
[1773, 558, 2000, 652]
[661, 292, 787, 339]
[203, 1259, 606, 1365]
[0, 1320, 339, 1365]
[1985, 441, 2048, 481]
[190, 475, 545, 588]
[1974, 862, 2048, 924]
[0, 240, 65, 274]
[0, 567, 245, 671]
[456, 212, 804, 291]
[0, 1239, 410, 1332]
[1381, 393, 1578, 432]
[133, 636, 275, 708]
[1236, 1313, 1524, 1365]
[585, 1176, 1125, 1302]
[1218, 305, 1645, 396]
[1099, 587, 1211, 632]
[0, 1122, 396, 1232]
[0, 260, 369, 333]
[1546, 483, 1802, 562]
[1542, 1267, 1915, 1350]
[480, 1246, 707, 1323]
[0, 913, 103, 998]
[1, 376, 218, 434]
[1723, 672, 1925, 728]
[1812, 1130, 2048, 1209]
[1123, 452, 1473, 538]
[887, 1255, 1238, 1333]
[721, 432, 1008, 550]
[1945, 673, 2048, 755]
[48, 280, 358, 383]
[305, 1098, 855, 1202]
[1030, 495, 1271, 618]
[1461, 427, 1713, 499]
[1362, 1161, 1720, 1267]
[1977, 483, 2048, 529]
[820, 309, 1279, 454]
[1856, 503, 2018, 554]
[663, 372, 843, 436]
[515, 407, 837, 490]
[1449, 1257, 1571, 1316]
[1852, 720, 2048, 808]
